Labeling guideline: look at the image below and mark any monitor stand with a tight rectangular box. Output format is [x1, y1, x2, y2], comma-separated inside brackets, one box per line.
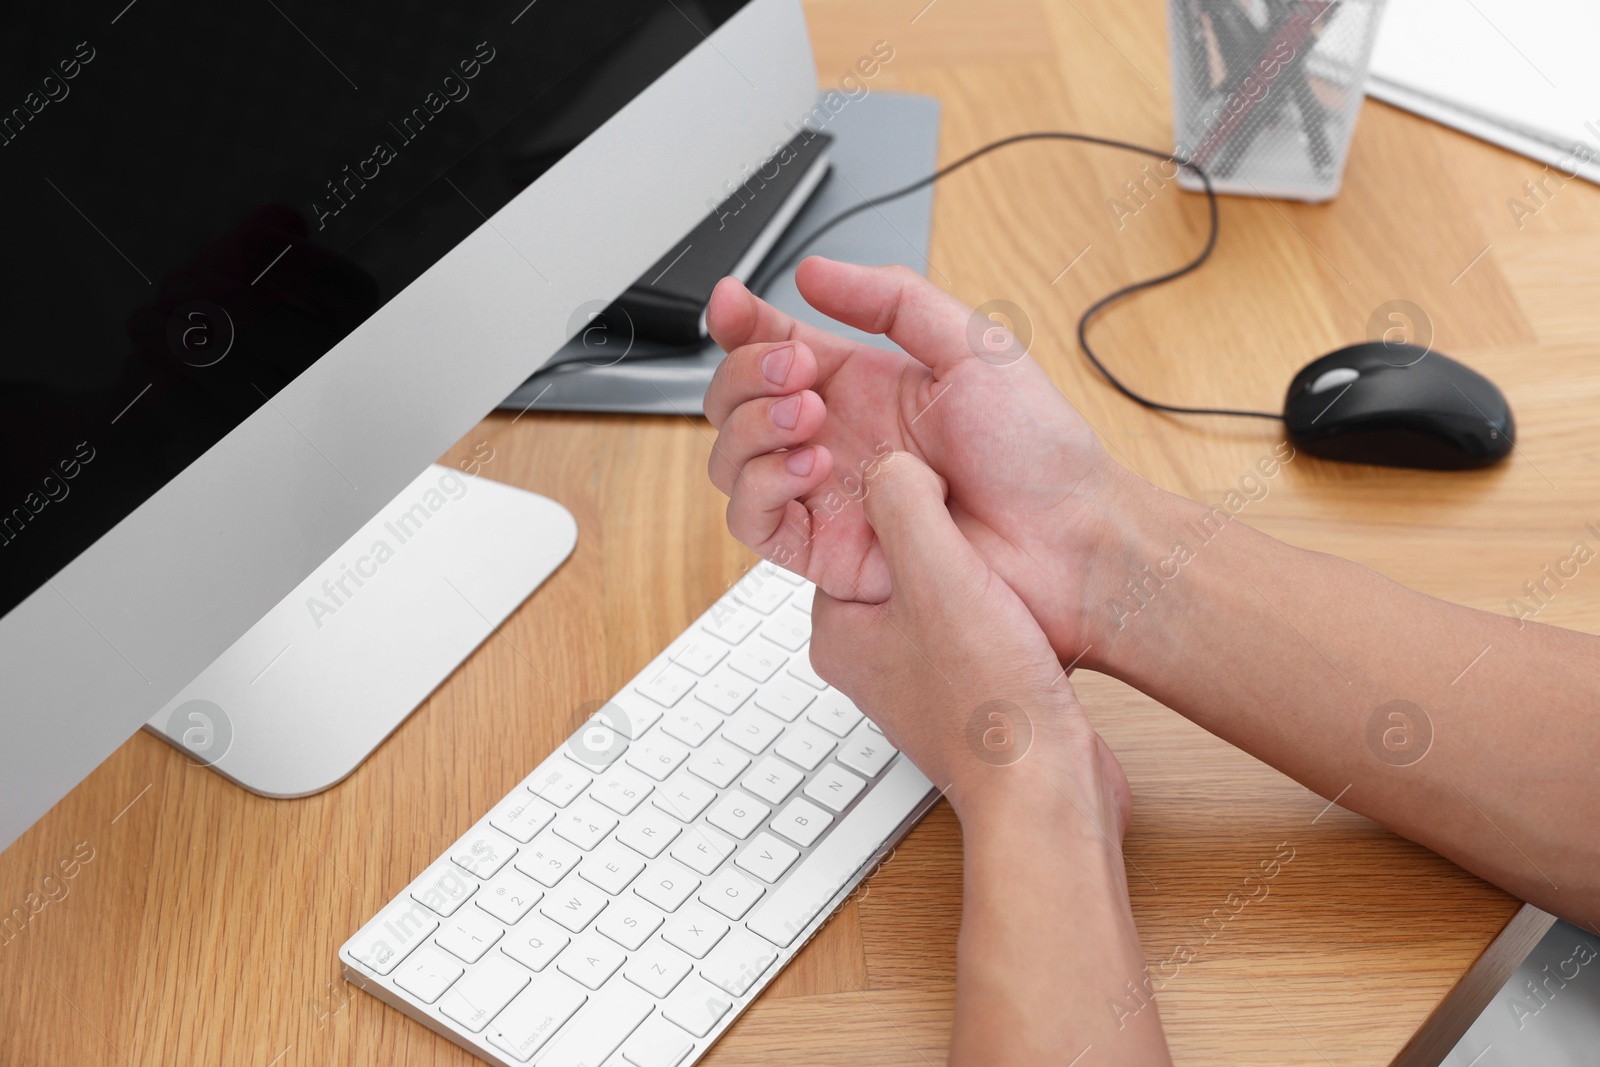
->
[142, 465, 576, 796]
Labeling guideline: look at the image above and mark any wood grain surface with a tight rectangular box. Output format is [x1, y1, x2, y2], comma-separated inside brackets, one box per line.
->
[5, 1, 1599, 1064]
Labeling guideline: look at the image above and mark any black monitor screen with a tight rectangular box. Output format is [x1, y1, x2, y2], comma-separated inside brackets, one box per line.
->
[0, 0, 749, 619]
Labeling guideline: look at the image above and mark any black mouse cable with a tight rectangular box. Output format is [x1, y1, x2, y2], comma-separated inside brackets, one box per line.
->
[752, 129, 1285, 421]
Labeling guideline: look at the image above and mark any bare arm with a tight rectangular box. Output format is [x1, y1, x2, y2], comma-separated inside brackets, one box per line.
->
[951, 750, 1170, 1066]
[1078, 474, 1600, 926]
[806, 454, 1171, 1065]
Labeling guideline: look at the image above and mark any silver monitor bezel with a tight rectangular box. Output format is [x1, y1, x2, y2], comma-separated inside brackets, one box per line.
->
[0, 0, 818, 852]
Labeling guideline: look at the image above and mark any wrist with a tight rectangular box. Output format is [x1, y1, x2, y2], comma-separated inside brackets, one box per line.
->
[1057, 465, 1184, 673]
[946, 715, 1108, 835]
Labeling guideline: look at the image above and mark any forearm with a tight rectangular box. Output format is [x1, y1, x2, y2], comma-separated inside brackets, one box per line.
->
[1081, 478, 1600, 921]
[949, 755, 1171, 1067]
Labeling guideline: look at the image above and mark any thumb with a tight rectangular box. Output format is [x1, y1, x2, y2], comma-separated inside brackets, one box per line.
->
[863, 452, 985, 591]
[795, 257, 974, 376]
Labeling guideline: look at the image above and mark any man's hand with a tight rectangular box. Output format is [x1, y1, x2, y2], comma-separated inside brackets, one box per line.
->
[807, 451, 1129, 831]
[704, 256, 1138, 664]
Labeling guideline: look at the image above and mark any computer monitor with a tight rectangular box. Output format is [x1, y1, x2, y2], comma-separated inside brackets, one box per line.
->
[0, 0, 817, 851]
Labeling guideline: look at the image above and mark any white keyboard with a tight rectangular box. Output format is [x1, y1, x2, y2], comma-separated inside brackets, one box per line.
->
[341, 560, 938, 1067]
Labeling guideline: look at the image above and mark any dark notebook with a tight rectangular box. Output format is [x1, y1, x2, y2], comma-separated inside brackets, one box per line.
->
[612, 129, 833, 344]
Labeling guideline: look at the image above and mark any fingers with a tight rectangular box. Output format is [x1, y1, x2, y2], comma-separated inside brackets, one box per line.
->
[795, 257, 981, 376]
[704, 340, 817, 429]
[707, 389, 827, 495]
[706, 275, 858, 375]
[861, 452, 984, 591]
[724, 445, 834, 557]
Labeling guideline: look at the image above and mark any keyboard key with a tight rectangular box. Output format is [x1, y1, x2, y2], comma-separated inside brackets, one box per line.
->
[592, 764, 655, 816]
[485, 972, 588, 1063]
[698, 867, 764, 920]
[661, 902, 730, 959]
[804, 763, 867, 813]
[747, 758, 933, 948]
[774, 721, 836, 771]
[393, 944, 463, 1004]
[564, 717, 630, 772]
[552, 798, 620, 851]
[635, 662, 698, 708]
[452, 828, 517, 879]
[693, 664, 757, 714]
[347, 898, 439, 975]
[490, 792, 557, 843]
[475, 867, 543, 925]
[600, 691, 665, 739]
[540, 877, 610, 933]
[770, 797, 833, 848]
[633, 859, 701, 913]
[529, 762, 593, 808]
[514, 830, 582, 887]
[706, 791, 771, 840]
[661, 976, 733, 1038]
[540, 980, 655, 1067]
[578, 841, 646, 894]
[701, 602, 761, 645]
[622, 1015, 696, 1067]
[741, 756, 803, 806]
[436, 907, 503, 963]
[625, 939, 696, 998]
[664, 636, 727, 677]
[596, 892, 665, 950]
[670, 825, 736, 876]
[556, 932, 626, 990]
[500, 914, 570, 972]
[807, 692, 863, 738]
[617, 804, 684, 859]
[757, 606, 810, 652]
[661, 702, 722, 747]
[836, 721, 898, 778]
[687, 738, 751, 788]
[409, 860, 477, 918]
[722, 705, 784, 755]
[789, 582, 816, 613]
[727, 638, 787, 682]
[754, 674, 817, 722]
[756, 559, 805, 586]
[735, 832, 801, 884]
[439, 951, 530, 1033]
[699, 927, 779, 997]
[731, 570, 791, 614]
[626, 729, 691, 781]
[651, 771, 715, 822]
[786, 656, 828, 690]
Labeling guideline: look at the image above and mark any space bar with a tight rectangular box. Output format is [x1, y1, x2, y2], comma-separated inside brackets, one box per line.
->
[747, 757, 935, 948]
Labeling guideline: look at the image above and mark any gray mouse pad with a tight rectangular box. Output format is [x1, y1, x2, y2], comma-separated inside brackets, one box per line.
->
[499, 91, 940, 417]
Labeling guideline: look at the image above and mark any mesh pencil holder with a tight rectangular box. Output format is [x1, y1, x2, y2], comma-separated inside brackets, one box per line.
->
[1166, 0, 1388, 201]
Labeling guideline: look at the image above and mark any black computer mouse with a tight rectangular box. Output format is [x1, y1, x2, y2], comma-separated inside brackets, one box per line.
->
[1283, 342, 1514, 469]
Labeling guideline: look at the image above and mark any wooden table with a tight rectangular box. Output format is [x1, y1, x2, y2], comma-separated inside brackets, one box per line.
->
[4, 0, 1596, 1063]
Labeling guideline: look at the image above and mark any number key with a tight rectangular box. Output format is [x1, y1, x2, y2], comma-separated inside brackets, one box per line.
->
[625, 729, 691, 782]
[475, 867, 542, 924]
[552, 798, 620, 851]
[513, 830, 583, 887]
[728, 637, 787, 683]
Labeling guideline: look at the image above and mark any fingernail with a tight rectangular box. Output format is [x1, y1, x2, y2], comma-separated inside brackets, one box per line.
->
[762, 346, 794, 385]
[771, 394, 802, 430]
[784, 447, 815, 477]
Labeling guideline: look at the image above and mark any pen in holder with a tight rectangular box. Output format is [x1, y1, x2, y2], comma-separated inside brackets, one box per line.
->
[1167, 0, 1388, 201]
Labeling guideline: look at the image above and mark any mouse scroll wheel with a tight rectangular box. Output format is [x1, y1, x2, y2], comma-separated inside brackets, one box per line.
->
[1308, 367, 1360, 394]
